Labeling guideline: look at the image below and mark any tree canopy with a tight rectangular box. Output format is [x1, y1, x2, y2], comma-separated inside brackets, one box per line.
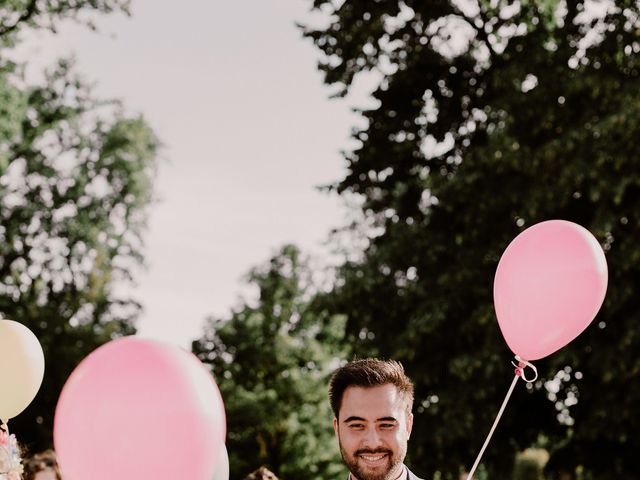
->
[193, 245, 348, 480]
[0, 0, 158, 450]
[301, 0, 640, 478]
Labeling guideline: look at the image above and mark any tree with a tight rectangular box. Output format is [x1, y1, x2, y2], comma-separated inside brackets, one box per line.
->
[193, 245, 348, 480]
[302, 1, 640, 478]
[0, 1, 159, 450]
[0, 0, 130, 41]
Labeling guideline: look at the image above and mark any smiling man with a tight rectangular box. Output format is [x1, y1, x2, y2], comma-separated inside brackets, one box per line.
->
[329, 358, 423, 480]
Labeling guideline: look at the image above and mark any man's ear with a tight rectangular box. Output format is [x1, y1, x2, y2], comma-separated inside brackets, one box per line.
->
[333, 416, 339, 437]
[406, 412, 414, 439]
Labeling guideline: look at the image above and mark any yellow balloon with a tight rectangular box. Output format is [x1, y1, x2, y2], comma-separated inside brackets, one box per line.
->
[0, 319, 45, 423]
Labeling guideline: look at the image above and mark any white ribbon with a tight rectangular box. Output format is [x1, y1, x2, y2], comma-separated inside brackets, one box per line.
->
[464, 355, 537, 480]
[511, 355, 538, 383]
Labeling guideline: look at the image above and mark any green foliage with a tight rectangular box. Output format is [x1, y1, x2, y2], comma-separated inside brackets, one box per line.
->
[0, 2, 158, 451]
[302, 1, 640, 479]
[193, 245, 348, 480]
[0, 0, 131, 44]
[513, 449, 549, 480]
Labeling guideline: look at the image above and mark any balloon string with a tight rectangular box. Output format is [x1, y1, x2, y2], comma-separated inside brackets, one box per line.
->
[464, 356, 537, 480]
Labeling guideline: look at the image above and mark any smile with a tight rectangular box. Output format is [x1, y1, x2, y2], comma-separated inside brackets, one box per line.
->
[359, 453, 388, 465]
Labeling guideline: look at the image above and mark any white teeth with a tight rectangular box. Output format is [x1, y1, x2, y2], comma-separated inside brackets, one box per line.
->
[361, 455, 385, 461]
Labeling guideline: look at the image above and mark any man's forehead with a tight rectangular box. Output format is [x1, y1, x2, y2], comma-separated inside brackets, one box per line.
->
[339, 384, 407, 419]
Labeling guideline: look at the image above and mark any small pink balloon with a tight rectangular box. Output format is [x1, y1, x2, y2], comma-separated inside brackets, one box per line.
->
[54, 337, 226, 480]
[494, 220, 608, 361]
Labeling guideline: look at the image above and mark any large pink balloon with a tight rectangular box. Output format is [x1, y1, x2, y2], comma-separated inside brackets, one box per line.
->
[54, 337, 226, 480]
[212, 444, 229, 480]
[494, 220, 608, 361]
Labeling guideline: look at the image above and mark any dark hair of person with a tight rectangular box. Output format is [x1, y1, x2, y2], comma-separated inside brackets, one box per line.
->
[329, 358, 415, 419]
[244, 466, 279, 480]
[23, 449, 63, 480]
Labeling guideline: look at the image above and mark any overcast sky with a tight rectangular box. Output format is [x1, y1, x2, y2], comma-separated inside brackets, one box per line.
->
[17, 0, 375, 348]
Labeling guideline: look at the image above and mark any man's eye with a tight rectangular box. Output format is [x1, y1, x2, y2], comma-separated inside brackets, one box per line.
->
[349, 423, 364, 429]
[380, 423, 395, 429]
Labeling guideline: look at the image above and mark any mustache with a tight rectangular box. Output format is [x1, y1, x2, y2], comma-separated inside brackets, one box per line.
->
[355, 448, 392, 456]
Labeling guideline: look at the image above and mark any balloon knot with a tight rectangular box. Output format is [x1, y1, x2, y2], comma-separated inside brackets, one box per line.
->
[511, 355, 538, 382]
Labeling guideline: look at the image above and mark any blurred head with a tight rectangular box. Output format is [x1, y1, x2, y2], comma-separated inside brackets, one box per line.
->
[329, 359, 414, 480]
[0, 428, 23, 480]
[243, 466, 279, 479]
[23, 450, 62, 480]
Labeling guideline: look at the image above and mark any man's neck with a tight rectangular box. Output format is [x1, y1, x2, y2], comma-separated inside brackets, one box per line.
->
[349, 465, 407, 480]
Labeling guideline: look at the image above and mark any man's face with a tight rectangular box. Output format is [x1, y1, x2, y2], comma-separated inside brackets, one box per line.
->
[333, 384, 413, 480]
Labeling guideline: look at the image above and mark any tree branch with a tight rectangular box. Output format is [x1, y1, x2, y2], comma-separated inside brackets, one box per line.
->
[0, 0, 40, 39]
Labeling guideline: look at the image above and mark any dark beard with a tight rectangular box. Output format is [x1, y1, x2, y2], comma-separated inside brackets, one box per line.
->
[338, 443, 405, 480]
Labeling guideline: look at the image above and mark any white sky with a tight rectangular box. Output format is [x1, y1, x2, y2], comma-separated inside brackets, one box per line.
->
[16, 0, 376, 348]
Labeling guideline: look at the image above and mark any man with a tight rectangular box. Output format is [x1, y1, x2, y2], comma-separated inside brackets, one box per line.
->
[329, 358, 423, 480]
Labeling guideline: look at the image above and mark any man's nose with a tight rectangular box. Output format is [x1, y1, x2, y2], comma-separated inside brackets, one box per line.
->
[362, 426, 383, 447]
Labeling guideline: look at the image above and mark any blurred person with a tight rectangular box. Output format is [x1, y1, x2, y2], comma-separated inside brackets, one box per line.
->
[243, 466, 279, 479]
[22, 450, 62, 480]
[0, 424, 22, 480]
[329, 358, 423, 480]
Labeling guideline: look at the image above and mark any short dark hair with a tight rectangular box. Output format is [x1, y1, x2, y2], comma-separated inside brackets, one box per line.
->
[23, 449, 63, 480]
[329, 358, 414, 418]
[244, 466, 279, 480]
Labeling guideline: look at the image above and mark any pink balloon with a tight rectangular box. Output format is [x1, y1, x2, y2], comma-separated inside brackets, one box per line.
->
[212, 444, 229, 480]
[494, 220, 608, 361]
[54, 337, 226, 480]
